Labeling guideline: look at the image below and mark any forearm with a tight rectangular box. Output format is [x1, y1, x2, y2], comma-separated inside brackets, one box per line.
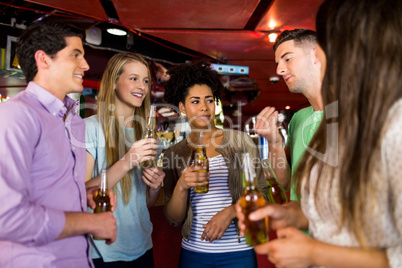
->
[312, 240, 389, 268]
[147, 187, 161, 207]
[85, 159, 130, 189]
[268, 144, 291, 190]
[165, 184, 189, 224]
[56, 212, 97, 240]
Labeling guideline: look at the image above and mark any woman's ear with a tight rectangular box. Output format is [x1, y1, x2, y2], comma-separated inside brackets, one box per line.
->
[179, 102, 186, 115]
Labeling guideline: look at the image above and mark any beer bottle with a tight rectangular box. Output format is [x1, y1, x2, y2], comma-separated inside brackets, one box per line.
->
[239, 153, 268, 246]
[193, 131, 209, 193]
[262, 159, 288, 205]
[93, 169, 112, 240]
[141, 105, 157, 168]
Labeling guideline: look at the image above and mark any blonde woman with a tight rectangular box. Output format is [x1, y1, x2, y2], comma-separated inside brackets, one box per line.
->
[85, 53, 164, 267]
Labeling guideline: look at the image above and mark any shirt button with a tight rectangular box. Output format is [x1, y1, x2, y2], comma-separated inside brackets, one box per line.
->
[52, 112, 57, 116]
[74, 172, 78, 177]
[310, 129, 314, 133]
[314, 117, 317, 121]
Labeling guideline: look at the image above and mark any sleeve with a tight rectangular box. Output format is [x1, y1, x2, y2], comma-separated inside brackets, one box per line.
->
[84, 116, 99, 159]
[162, 147, 184, 226]
[382, 102, 402, 268]
[0, 103, 65, 246]
[285, 112, 295, 148]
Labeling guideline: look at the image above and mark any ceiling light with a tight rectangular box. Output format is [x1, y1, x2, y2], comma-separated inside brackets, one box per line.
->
[285, 106, 290, 110]
[268, 33, 278, 43]
[107, 28, 127, 36]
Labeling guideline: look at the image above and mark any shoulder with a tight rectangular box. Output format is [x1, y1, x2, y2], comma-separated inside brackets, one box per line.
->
[164, 139, 190, 157]
[84, 115, 99, 127]
[0, 93, 42, 129]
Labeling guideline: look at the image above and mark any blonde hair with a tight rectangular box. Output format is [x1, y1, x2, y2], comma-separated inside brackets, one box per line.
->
[97, 53, 151, 204]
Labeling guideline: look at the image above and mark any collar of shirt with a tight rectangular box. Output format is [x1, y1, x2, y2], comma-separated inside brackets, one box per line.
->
[26, 82, 79, 119]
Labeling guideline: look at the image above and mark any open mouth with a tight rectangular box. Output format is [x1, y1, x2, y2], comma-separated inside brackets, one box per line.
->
[132, 93, 143, 98]
[74, 75, 83, 79]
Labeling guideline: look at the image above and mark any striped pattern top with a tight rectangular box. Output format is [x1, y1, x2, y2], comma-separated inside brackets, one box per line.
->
[182, 154, 251, 253]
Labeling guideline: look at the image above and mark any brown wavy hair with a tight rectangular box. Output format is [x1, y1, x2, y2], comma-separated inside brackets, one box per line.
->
[294, 0, 402, 246]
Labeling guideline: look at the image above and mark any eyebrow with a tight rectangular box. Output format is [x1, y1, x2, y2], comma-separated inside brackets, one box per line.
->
[189, 95, 213, 99]
[72, 48, 83, 55]
[280, 52, 293, 59]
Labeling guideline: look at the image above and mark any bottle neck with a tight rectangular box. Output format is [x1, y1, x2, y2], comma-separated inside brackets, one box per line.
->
[99, 170, 108, 194]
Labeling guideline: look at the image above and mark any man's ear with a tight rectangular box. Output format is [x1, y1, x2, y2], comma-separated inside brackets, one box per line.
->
[34, 50, 51, 70]
[179, 102, 185, 114]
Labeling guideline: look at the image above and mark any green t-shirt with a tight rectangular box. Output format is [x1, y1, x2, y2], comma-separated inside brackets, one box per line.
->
[286, 106, 323, 201]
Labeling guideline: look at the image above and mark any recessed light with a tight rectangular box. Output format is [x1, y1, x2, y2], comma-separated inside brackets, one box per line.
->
[106, 28, 127, 36]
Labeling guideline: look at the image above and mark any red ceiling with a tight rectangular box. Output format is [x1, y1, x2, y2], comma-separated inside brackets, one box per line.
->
[12, 0, 324, 115]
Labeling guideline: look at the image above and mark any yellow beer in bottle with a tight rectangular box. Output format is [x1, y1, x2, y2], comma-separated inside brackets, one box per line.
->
[141, 105, 157, 168]
[239, 153, 268, 246]
[93, 170, 112, 240]
[262, 159, 288, 205]
[193, 131, 209, 193]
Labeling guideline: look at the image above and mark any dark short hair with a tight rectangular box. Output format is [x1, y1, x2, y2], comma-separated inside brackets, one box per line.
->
[273, 29, 317, 52]
[164, 61, 224, 107]
[16, 22, 84, 83]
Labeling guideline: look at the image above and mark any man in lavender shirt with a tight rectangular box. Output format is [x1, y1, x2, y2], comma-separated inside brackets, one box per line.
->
[0, 22, 117, 267]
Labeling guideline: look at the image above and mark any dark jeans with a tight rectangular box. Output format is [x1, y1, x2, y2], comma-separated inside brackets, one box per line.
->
[93, 248, 154, 268]
[179, 248, 257, 268]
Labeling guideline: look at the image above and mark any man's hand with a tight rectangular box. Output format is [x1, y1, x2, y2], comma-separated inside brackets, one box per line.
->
[87, 186, 117, 212]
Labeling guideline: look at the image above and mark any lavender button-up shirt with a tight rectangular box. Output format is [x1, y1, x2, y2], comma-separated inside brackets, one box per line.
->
[0, 82, 92, 268]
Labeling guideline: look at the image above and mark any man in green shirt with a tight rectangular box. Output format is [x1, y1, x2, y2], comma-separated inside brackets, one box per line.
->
[256, 29, 325, 201]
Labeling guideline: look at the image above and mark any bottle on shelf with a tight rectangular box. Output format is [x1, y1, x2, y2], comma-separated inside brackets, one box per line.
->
[262, 158, 288, 205]
[93, 169, 112, 240]
[193, 131, 209, 193]
[141, 105, 158, 168]
[238, 153, 268, 246]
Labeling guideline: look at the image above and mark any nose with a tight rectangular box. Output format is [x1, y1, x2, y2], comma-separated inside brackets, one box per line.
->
[276, 62, 286, 76]
[200, 101, 209, 112]
[81, 58, 90, 71]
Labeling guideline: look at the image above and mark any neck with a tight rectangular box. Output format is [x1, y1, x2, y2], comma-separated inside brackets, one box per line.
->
[303, 84, 324, 111]
[115, 99, 135, 128]
[189, 126, 220, 143]
[33, 77, 66, 101]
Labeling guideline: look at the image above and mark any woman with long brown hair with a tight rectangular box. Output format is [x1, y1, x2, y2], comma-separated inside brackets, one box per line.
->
[236, 0, 402, 267]
[85, 52, 164, 267]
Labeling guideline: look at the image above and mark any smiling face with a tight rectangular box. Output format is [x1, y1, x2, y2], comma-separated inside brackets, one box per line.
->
[179, 84, 216, 130]
[275, 40, 317, 94]
[114, 60, 150, 112]
[47, 36, 89, 99]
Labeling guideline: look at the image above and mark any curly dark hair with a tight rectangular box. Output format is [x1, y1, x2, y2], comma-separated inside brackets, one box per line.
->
[16, 22, 84, 83]
[164, 61, 224, 107]
[273, 29, 317, 52]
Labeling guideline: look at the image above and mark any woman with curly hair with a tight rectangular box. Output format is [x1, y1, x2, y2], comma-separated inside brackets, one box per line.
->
[162, 61, 269, 268]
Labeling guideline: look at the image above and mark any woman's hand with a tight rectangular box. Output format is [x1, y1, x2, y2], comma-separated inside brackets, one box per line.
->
[201, 205, 235, 243]
[122, 138, 159, 170]
[258, 227, 316, 268]
[142, 167, 165, 190]
[235, 201, 307, 236]
[177, 165, 210, 191]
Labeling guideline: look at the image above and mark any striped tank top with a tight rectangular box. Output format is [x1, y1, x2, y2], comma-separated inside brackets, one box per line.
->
[182, 154, 251, 253]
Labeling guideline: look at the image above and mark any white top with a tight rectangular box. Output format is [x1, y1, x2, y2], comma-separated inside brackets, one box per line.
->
[301, 99, 402, 268]
[182, 155, 251, 253]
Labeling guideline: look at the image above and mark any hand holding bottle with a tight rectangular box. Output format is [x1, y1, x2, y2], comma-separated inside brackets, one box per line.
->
[177, 165, 210, 192]
[123, 138, 158, 169]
